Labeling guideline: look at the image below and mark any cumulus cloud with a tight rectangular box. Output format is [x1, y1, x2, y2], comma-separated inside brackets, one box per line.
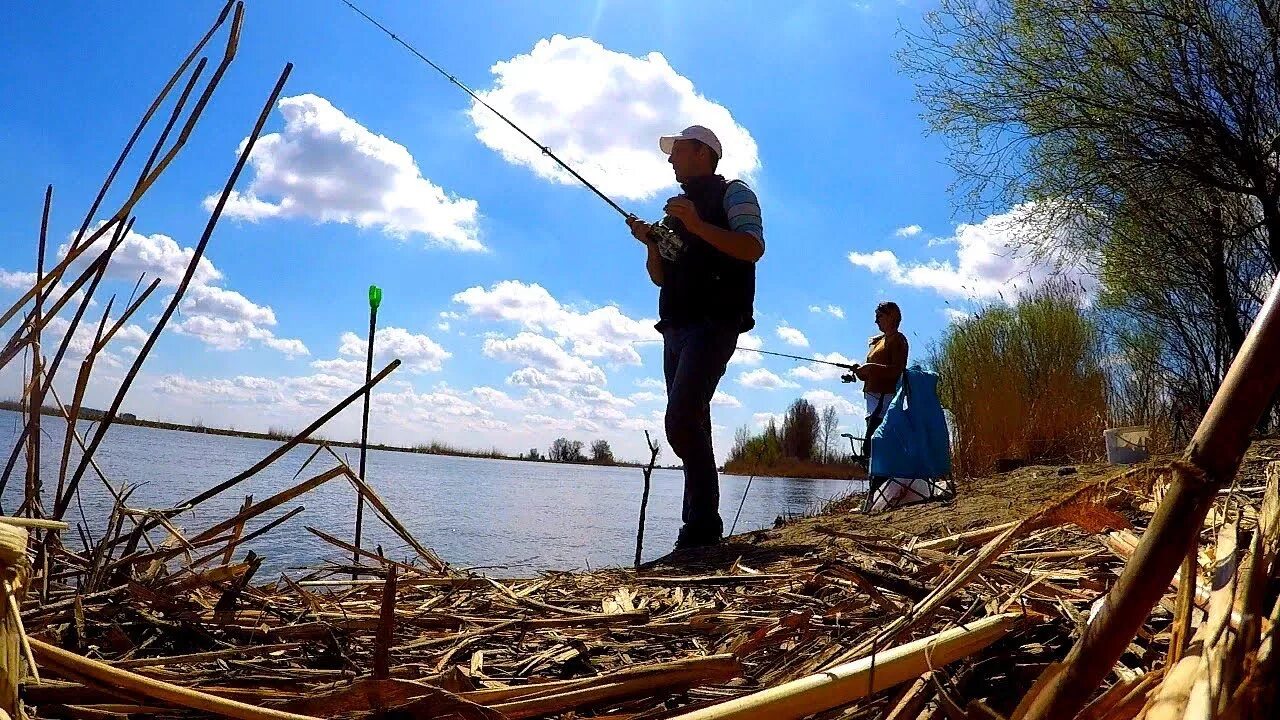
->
[753, 412, 784, 428]
[737, 368, 799, 390]
[0, 270, 34, 290]
[712, 390, 741, 407]
[62, 226, 224, 288]
[802, 389, 862, 418]
[808, 304, 844, 319]
[212, 94, 482, 251]
[776, 325, 809, 347]
[34, 224, 307, 357]
[484, 332, 607, 388]
[895, 224, 922, 237]
[171, 285, 309, 357]
[41, 315, 147, 368]
[788, 352, 859, 382]
[337, 327, 450, 373]
[453, 280, 655, 364]
[470, 35, 759, 200]
[848, 202, 1096, 301]
[728, 332, 764, 366]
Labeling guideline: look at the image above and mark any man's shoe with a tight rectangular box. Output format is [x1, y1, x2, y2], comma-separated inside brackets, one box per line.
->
[674, 524, 723, 551]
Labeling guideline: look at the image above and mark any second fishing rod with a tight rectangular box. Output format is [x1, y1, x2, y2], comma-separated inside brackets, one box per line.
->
[734, 346, 865, 383]
[340, 0, 688, 262]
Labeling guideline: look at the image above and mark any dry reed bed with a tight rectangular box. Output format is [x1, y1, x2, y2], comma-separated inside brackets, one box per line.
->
[2, 458, 1275, 720]
[0, 3, 1277, 719]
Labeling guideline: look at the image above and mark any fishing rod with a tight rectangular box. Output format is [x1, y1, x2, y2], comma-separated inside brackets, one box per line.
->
[734, 347, 859, 370]
[339, 0, 685, 259]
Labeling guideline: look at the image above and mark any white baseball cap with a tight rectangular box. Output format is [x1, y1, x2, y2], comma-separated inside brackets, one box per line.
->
[659, 125, 722, 159]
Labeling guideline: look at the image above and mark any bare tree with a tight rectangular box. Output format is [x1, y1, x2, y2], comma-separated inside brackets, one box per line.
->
[820, 405, 839, 463]
[549, 438, 585, 462]
[590, 439, 615, 464]
[781, 398, 820, 461]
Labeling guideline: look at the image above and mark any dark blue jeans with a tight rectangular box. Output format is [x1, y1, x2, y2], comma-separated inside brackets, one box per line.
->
[663, 321, 739, 539]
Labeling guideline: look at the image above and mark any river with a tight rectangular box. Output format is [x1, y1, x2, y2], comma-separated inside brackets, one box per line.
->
[0, 409, 862, 575]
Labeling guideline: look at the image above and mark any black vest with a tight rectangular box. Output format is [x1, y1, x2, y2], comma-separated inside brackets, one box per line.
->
[657, 175, 756, 333]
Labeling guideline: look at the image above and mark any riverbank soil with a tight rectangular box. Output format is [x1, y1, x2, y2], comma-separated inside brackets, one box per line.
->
[22, 438, 1280, 720]
[648, 437, 1278, 572]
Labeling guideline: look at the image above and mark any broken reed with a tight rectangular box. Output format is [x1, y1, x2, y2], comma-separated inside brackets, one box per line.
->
[933, 283, 1109, 477]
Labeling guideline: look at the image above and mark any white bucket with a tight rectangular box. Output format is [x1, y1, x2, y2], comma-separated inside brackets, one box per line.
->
[1104, 426, 1150, 464]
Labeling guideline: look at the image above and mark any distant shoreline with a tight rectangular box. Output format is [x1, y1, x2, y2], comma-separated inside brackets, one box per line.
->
[0, 403, 863, 480]
[0, 402, 666, 470]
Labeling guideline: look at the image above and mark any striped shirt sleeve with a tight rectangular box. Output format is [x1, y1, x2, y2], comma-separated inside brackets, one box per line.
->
[723, 180, 764, 252]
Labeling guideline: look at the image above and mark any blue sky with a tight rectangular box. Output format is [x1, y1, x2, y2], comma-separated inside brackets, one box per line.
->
[0, 1, 1058, 463]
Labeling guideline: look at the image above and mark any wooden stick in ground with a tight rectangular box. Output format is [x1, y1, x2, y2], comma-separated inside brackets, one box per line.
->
[24, 186, 52, 521]
[636, 430, 660, 568]
[373, 565, 396, 680]
[29, 638, 321, 720]
[667, 614, 1020, 720]
[353, 288, 379, 576]
[223, 496, 253, 566]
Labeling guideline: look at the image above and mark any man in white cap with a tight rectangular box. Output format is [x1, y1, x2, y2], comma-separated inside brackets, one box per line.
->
[626, 125, 765, 550]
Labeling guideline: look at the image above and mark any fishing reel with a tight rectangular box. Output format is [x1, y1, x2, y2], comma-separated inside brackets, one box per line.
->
[647, 218, 686, 262]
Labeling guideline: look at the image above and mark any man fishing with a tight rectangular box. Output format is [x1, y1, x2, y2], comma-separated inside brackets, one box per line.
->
[626, 125, 765, 550]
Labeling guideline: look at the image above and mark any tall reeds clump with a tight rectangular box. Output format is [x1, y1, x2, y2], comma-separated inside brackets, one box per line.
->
[933, 283, 1109, 477]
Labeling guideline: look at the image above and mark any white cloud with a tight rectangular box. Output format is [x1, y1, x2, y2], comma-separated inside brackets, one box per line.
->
[47, 224, 306, 358]
[484, 332, 607, 388]
[808, 305, 822, 314]
[471, 35, 760, 201]
[41, 315, 147, 366]
[171, 285, 308, 357]
[171, 316, 304, 356]
[60, 226, 224, 288]
[337, 327, 450, 373]
[848, 202, 1096, 301]
[711, 391, 741, 407]
[943, 308, 972, 323]
[826, 304, 845, 319]
[634, 377, 665, 390]
[629, 391, 664, 404]
[178, 285, 274, 325]
[895, 224, 922, 237]
[729, 332, 764, 366]
[788, 352, 859, 382]
[752, 412, 783, 429]
[154, 374, 289, 405]
[212, 94, 482, 251]
[453, 281, 655, 365]
[802, 389, 862, 418]
[776, 325, 809, 347]
[737, 368, 798, 390]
